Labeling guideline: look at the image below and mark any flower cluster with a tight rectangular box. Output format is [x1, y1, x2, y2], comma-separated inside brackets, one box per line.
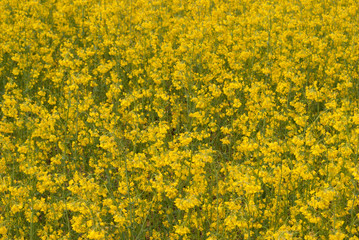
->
[1, 0, 359, 239]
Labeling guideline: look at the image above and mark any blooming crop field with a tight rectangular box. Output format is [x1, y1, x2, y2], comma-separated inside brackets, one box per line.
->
[1, 0, 359, 239]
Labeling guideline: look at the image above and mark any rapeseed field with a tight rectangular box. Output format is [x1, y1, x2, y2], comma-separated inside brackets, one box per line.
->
[1, 0, 359, 239]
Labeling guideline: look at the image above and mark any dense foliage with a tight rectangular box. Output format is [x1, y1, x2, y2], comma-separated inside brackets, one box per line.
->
[1, 0, 359, 239]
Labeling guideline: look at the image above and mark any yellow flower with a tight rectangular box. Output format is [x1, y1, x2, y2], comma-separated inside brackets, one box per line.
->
[0, 226, 7, 235]
[88, 229, 105, 240]
[174, 225, 190, 236]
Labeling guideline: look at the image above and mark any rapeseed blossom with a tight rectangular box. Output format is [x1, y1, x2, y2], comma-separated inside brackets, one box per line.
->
[1, 0, 359, 239]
